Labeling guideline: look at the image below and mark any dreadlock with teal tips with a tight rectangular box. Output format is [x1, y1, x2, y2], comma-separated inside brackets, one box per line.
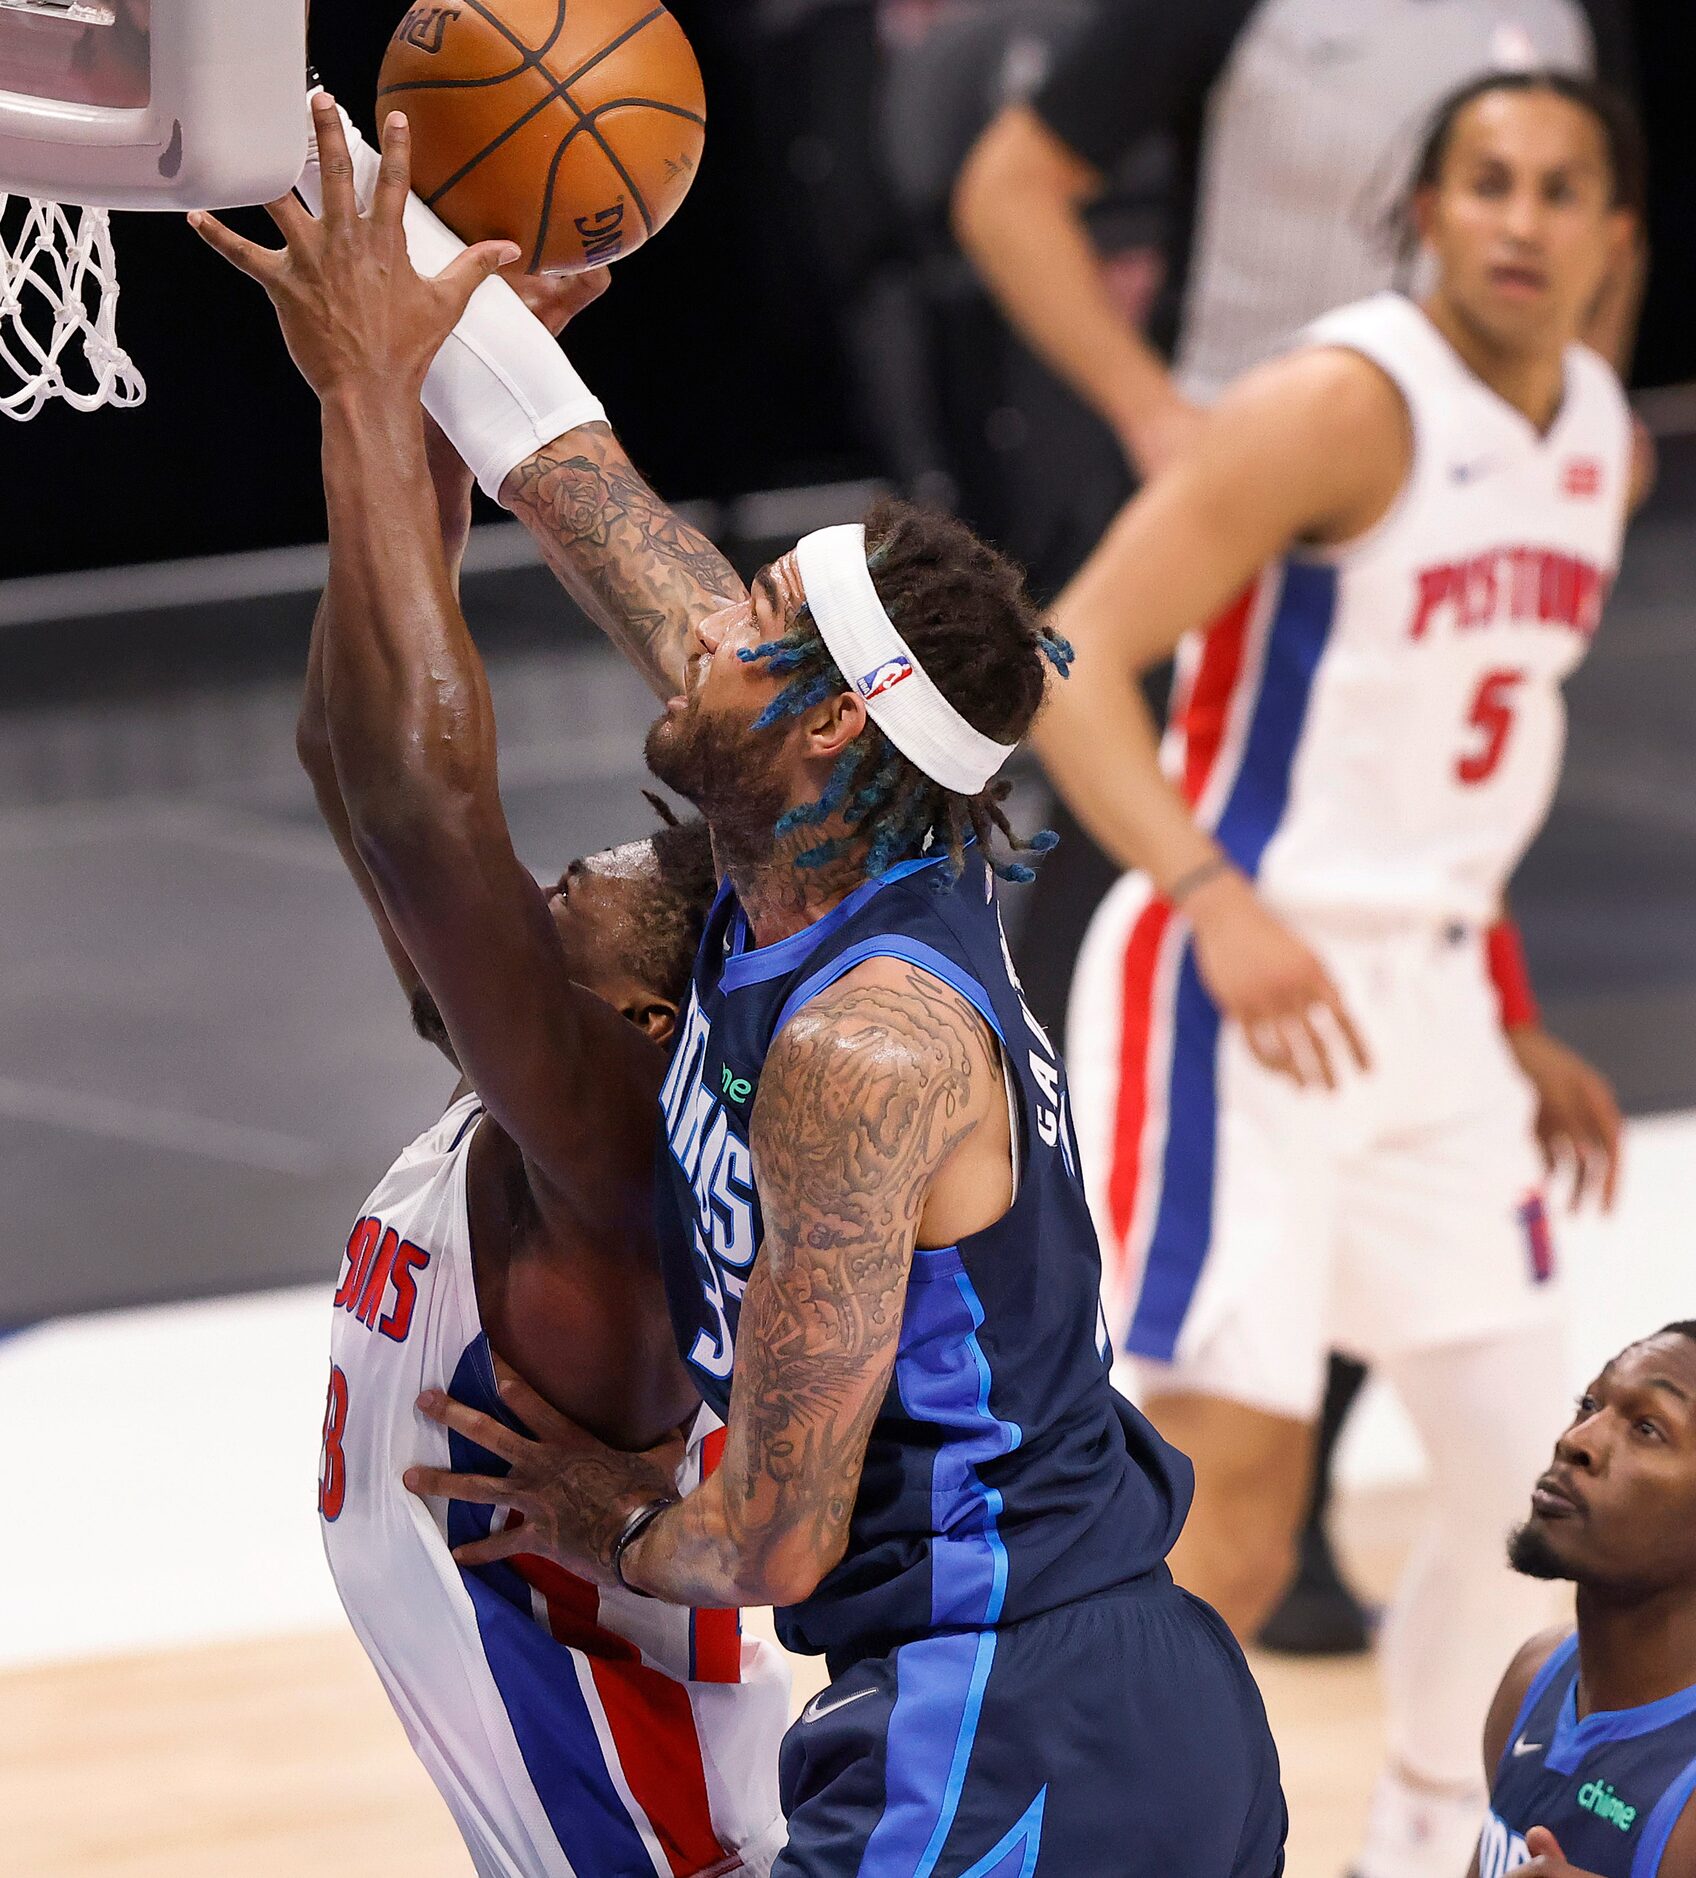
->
[739, 498, 1073, 883]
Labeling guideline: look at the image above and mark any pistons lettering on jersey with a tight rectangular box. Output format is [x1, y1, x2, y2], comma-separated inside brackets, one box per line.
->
[1408, 547, 1608, 642]
[659, 997, 759, 1379]
[1476, 1810, 1531, 1876]
[333, 1216, 431, 1342]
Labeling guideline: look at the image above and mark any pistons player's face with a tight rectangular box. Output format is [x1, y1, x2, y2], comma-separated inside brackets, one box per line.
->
[545, 845, 667, 1022]
[1510, 1335, 1696, 1596]
[1420, 91, 1626, 356]
[643, 553, 813, 840]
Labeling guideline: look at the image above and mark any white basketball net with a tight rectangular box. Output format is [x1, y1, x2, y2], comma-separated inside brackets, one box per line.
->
[0, 192, 145, 419]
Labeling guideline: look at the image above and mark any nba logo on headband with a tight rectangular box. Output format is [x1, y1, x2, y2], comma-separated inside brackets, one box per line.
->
[857, 657, 915, 701]
[794, 525, 1016, 798]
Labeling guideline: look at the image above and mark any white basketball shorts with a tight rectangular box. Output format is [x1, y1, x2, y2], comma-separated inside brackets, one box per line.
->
[1068, 874, 1562, 1421]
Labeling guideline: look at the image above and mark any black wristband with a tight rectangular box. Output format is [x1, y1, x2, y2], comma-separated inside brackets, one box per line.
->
[611, 1496, 676, 1597]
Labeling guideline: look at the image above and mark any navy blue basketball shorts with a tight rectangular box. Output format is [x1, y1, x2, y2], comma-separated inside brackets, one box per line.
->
[773, 1572, 1287, 1877]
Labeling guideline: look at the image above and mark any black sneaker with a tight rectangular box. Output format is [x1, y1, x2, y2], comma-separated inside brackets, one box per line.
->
[1255, 1524, 1374, 1657]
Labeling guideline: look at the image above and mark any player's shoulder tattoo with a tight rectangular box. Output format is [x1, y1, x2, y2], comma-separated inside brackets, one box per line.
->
[752, 960, 998, 1248]
[720, 966, 999, 1573]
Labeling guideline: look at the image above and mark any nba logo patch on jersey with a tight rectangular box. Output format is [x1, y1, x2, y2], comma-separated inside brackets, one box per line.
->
[1563, 458, 1603, 500]
[1518, 1194, 1555, 1284]
[857, 656, 914, 700]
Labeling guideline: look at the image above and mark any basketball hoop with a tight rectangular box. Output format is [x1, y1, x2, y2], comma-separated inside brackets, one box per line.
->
[0, 0, 308, 420]
[0, 190, 143, 418]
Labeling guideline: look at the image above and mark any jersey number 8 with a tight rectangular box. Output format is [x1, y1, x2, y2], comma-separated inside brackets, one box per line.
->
[320, 1364, 350, 1522]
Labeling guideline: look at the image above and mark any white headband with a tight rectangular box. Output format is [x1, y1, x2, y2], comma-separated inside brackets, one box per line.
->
[792, 524, 1015, 797]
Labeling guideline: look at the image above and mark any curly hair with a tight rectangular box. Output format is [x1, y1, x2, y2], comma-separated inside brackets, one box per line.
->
[626, 793, 717, 1006]
[739, 498, 1072, 882]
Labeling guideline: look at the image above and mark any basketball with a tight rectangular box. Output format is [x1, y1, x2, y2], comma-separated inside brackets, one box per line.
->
[376, 0, 706, 275]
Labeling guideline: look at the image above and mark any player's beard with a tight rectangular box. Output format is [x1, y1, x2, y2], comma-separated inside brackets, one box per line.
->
[644, 696, 791, 867]
[1507, 1519, 1576, 1583]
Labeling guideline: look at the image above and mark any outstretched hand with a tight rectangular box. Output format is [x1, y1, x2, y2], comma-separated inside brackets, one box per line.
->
[189, 94, 519, 400]
[403, 1363, 685, 1587]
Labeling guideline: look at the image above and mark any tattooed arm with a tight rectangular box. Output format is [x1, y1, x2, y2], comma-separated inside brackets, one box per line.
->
[412, 959, 1009, 1608]
[501, 426, 745, 702]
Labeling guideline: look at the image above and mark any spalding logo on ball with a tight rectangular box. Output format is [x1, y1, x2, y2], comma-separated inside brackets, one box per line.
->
[379, 0, 707, 275]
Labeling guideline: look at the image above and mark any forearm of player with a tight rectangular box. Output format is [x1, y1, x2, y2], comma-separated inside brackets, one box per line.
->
[319, 389, 497, 836]
[1033, 650, 1220, 892]
[620, 1466, 838, 1611]
[1038, 351, 1410, 883]
[499, 422, 745, 702]
[953, 106, 1177, 451]
[300, 403, 480, 1029]
[1035, 469, 1255, 887]
[297, 589, 430, 1011]
[1582, 220, 1646, 377]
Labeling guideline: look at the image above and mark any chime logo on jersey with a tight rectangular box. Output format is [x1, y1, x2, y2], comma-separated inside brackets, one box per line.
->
[659, 995, 758, 1378]
[1577, 1780, 1639, 1833]
[856, 655, 914, 700]
[1476, 1808, 1531, 1876]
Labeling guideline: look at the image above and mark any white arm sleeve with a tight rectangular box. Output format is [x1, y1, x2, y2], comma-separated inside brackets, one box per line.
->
[297, 96, 607, 502]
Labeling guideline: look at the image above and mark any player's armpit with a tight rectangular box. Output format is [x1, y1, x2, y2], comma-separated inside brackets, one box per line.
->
[624, 967, 997, 1609]
[501, 422, 745, 701]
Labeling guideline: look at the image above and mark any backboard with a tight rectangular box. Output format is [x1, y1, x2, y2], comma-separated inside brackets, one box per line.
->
[0, 0, 307, 211]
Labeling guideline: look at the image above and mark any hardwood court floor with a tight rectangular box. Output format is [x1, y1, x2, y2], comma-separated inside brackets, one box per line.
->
[8, 1496, 1425, 1878]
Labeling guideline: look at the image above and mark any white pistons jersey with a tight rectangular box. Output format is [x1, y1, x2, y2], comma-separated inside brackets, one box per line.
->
[1164, 291, 1632, 927]
[318, 1092, 789, 1878]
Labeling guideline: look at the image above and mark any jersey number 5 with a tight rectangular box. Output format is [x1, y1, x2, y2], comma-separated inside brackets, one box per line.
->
[320, 1364, 349, 1521]
[1458, 669, 1525, 786]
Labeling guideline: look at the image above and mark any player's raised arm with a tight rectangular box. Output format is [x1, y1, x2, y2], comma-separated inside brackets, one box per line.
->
[197, 100, 668, 1233]
[295, 415, 480, 1065]
[290, 94, 745, 702]
[499, 420, 744, 703]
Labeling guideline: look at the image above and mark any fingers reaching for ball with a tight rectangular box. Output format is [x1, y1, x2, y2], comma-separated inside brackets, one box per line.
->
[191, 92, 519, 400]
[372, 108, 416, 230]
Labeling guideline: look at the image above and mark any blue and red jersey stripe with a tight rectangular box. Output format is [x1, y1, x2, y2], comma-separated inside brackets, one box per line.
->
[1112, 561, 1338, 1358]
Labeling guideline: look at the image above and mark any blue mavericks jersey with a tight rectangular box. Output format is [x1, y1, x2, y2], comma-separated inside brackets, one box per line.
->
[1482, 1634, 1696, 1877]
[654, 851, 1193, 1660]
